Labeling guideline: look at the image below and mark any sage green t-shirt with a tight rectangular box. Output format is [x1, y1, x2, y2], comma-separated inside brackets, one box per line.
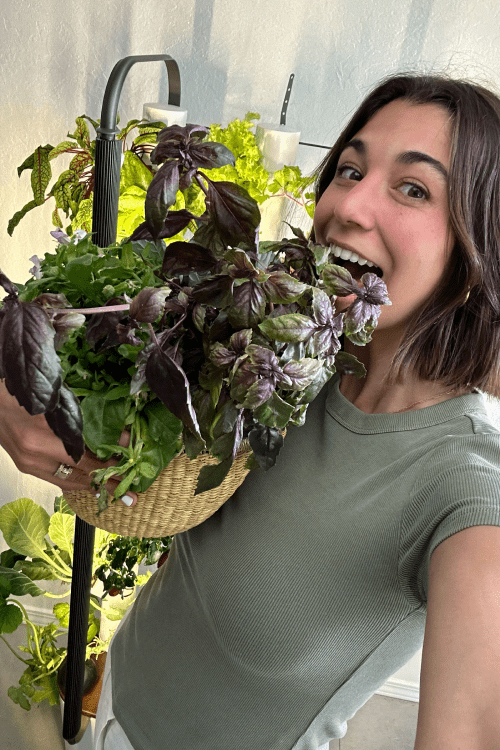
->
[111, 380, 500, 750]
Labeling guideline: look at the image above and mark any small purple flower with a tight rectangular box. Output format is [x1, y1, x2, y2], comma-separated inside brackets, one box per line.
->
[28, 255, 43, 279]
[50, 229, 71, 245]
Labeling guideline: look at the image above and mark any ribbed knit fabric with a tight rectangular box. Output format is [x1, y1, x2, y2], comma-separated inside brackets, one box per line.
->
[111, 380, 500, 750]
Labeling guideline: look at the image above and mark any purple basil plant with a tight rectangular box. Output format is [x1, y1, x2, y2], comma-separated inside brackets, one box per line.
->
[0, 123, 390, 511]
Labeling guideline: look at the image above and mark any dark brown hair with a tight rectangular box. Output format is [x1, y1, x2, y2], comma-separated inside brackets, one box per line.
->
[315, 74, 500, 396]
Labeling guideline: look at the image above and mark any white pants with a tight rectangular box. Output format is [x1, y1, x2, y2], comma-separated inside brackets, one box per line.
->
[94, 609, 331, 750]
[94, 610, 135, 750]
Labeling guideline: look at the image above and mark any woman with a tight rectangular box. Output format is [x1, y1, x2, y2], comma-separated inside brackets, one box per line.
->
[2, 73, 500, 749]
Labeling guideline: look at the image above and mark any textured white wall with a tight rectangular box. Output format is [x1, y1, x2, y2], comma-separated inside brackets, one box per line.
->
[1, 0, 500, 691]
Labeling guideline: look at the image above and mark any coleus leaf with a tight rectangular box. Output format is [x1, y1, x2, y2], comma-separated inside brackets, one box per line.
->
[31, 146, 52, 205]
[0, 298, 62, 415]
[204, 179, 261, 249]
[144, 160, 180, 238]
[248, 424, 284, 470]
[44, 385, 85, 462]
[145, 345, 204, 442]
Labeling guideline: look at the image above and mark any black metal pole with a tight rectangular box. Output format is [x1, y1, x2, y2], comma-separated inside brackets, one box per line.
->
[62, 54, 181, 744]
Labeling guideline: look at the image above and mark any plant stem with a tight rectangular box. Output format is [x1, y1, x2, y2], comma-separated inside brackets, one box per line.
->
[195, 173, 209, 197]
[0, 634, 30, 664]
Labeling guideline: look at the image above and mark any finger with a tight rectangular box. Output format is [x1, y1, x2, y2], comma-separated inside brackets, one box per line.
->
[118, 430, 131, 448]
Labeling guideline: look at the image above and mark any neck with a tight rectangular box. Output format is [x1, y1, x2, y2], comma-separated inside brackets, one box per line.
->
[339, 332, 464, 414]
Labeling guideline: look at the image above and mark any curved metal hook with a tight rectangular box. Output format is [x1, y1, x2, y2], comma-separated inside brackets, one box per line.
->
[97, 54, 181, 138]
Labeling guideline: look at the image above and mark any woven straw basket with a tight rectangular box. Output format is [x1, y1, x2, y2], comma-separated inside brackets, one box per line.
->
[64, 445, 252, 538]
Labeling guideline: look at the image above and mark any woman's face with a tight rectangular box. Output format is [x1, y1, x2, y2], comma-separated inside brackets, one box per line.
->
[313, 98, 454, 336]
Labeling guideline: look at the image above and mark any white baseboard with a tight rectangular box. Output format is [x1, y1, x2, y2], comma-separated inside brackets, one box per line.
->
[376, 678, 419, 703]
[24, 603, 61, 626]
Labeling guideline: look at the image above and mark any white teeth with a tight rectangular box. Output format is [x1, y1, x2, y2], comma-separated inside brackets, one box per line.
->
[330, 244, 376, 269]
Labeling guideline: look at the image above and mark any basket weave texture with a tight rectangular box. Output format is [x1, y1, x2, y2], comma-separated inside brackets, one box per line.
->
[64, 446, 251, 538]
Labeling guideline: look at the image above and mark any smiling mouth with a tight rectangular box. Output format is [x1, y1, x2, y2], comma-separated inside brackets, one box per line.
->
[329, 244, 383, 279]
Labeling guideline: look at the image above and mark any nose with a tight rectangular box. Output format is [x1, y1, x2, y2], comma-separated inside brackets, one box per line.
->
[332, 177, 377, 231]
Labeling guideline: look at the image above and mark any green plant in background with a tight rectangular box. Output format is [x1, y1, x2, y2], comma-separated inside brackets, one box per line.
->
[7, 113, 315, 244]
[0, 495, 172, 710]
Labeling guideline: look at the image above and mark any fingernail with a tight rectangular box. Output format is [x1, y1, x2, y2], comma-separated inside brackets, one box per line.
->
[120, 494, 134, 507]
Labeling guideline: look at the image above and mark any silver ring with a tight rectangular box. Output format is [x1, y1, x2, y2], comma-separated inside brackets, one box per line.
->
[54, 463, 73, 480]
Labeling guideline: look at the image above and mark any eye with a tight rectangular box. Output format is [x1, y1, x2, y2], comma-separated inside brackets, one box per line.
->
[398, 182, 428, 200]
[336, 165, 363, 182]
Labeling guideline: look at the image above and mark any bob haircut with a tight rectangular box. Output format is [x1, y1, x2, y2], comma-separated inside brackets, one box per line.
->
[315, 74, 500, 396]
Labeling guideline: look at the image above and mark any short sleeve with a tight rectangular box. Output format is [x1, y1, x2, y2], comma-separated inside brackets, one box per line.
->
[398, 435, 500, 605]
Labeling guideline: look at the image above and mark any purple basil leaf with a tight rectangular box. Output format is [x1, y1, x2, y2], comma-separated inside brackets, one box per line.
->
[0, 299, 62, 415]
[226, 280, 266, 328]
[157, 123, 208, 143]
[194, 455, 234, 495]
[321, 263, 359, 297]
[150, 141, 182, 164]
[248, 424, 284, 470]
[116, 323, 142, 347]
[145, 160, 180, 239]
[281, 358, 323, 390]
[253, 390, 295, 430]
[311, 288, 334, 326]
[44, 385, 84, 462]
[179, 167, 198, 192]
[209, 343, 238, 368]
[52, 311, 86, 349]
[205, 179, 261, 249]
[130, 209, 195, 242]
[191, 275, 234, 307]
[230, 329, 252, 353]
[261, 271, 308, 304]
[188, 142, 235, 170]
[0, 310, 5, 379]
[129, 287, 170, 323]
[145, 346, 204, 442]
[32, 292, 71, 309]
[191, 214, 227, 258]
[259, 313, 318, 343]
[86, 298, 126, 348]
[229, 360, 258, 404]
[161, 241, 218, 276]
[241, 377, 276, 409]
[285, 223, 308, 241]
[0, 271, 18, 298]
[335, 351, 366, 378]
[358, 273, 391, 306]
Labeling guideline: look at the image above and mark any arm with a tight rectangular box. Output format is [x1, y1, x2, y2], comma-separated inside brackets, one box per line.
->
[414, 525, 500, 750]
[0, 379, 136, 504]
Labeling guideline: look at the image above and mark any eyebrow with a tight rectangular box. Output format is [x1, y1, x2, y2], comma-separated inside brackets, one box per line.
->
[341, 138, 449, 181]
